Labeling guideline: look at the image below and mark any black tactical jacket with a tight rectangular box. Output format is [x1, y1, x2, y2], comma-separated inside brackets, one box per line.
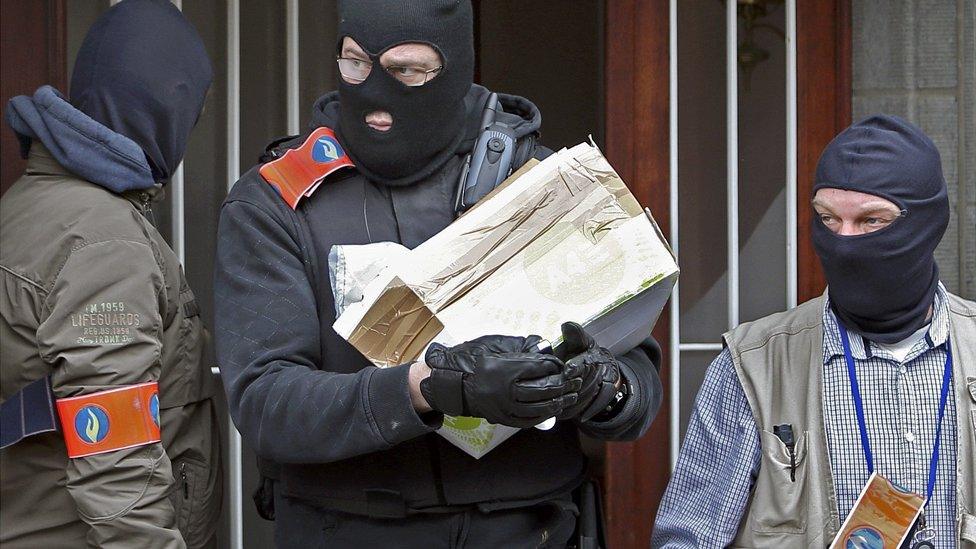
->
[214, 85, 663, 517]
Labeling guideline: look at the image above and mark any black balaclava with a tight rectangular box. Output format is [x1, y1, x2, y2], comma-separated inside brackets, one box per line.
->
[812, 114, 949, 344]
[69, 0, 213, 182]
[335, 0, 474, 187]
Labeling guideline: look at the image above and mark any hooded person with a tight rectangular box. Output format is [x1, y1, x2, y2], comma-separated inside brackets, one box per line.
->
[1, 1, 221, 547]
[811, 114, 950, 344]
[213, 1, 664, 546]
[652, 114, 975, 547]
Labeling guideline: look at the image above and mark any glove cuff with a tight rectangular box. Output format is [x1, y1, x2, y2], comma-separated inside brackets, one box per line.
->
[578, 353, 621, 422]
[420, 368, 465, 416]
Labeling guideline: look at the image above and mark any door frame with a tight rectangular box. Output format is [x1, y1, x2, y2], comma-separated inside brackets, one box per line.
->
[0, 0, 66, 194]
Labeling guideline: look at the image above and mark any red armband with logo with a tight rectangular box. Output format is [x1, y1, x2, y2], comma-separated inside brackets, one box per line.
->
[55, 382, 161, 458]
[259, 127, 354, 209]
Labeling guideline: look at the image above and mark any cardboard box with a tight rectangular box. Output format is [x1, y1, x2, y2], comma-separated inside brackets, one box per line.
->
[332, 142, 678, 458]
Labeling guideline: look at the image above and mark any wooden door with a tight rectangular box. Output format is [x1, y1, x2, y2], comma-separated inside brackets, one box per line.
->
[0, 0, 66, 195]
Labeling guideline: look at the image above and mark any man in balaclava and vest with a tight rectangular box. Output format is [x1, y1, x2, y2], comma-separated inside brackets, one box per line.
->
[652, 115, 976, 547]
[1, 1, 221, 547]
[214, 1, 663, 546]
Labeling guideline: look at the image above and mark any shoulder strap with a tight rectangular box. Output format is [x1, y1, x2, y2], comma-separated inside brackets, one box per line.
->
[259, 134, 300, 164]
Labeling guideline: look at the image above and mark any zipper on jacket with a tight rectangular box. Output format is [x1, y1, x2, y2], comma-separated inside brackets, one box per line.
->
[139, 192, 157, 227]
[180, 462, 189, 499]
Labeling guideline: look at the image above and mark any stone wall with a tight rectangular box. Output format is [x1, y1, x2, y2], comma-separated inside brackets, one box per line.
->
[853, 0, 975, 299]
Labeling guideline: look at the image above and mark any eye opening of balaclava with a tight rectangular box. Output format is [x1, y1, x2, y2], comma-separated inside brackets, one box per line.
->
[69, 0, 213, 183]
[340, 38, 446, 84]
[334, 0, 474, 187]
[811, 114, 949, 344]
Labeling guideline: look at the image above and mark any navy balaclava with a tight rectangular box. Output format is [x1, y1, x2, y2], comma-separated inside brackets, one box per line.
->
[335, 0, 474, 187]
[812, 114, 949, 344]
[69, 0, 213, 182]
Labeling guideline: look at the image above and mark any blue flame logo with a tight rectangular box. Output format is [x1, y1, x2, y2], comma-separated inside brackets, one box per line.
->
[312, 135, 343, 163]
[150, 393, 160, 427]
[846, 527, 883, 549]
[74, 405, 110, 444]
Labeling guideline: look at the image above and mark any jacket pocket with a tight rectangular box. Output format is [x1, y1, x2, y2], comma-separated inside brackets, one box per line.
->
[751, 428, 809, 534]
[961, 512, 976, 544]
[171, 456, 222, 548]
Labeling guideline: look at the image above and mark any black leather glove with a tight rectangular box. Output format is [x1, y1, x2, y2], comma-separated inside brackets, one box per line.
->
[420, 335, 581, 429]
[554, 322, 622, 422]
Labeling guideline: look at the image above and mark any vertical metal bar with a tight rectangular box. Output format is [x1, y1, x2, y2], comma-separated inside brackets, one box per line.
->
[227, 0, 241, 193]
[171, 0, 185, 266]
[286, 0, 300, 135]
[171, 163, 185, 265]
[786, 0, 798, 309]
[226, 2, 243, 548]
[668, 0, 681, 470]
[726, 0, 739, 330]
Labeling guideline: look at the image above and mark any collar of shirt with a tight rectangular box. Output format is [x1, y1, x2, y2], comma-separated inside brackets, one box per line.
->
[822, 282, 950, 364]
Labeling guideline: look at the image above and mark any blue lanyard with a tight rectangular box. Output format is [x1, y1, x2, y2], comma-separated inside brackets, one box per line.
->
[839, 323, 953, 504]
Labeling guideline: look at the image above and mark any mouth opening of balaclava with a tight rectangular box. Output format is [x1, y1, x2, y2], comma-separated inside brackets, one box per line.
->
[69, 0, 213, 183]
[334, 0, 474, 187]
[811, 114, 949, 344]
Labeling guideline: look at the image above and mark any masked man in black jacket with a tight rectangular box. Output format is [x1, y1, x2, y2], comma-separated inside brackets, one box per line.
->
[214, 1, 662, 546]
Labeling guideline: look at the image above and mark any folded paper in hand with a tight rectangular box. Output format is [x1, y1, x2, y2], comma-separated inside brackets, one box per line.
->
[331, 142, 678, 458]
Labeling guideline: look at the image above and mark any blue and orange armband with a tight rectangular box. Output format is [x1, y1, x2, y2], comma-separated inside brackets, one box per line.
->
[55, 382, 161, 458]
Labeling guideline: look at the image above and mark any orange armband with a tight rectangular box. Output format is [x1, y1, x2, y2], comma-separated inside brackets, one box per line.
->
[55, 382, 161, 458]
[259, 127, 354, 209]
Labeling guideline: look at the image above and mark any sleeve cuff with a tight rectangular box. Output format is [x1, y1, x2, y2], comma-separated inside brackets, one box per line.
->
[365, 364, 441, 447]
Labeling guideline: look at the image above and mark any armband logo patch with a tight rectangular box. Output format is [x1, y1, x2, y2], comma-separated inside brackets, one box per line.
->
[150, 392, 160, 427]
[75, 405, 110, 444]
[312, 134, 344, 162]
[56, 382, 162, 458]
[259, 127, 355, 210]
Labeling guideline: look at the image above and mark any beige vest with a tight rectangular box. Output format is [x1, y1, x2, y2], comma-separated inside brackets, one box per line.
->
[723, 292, 976, 548]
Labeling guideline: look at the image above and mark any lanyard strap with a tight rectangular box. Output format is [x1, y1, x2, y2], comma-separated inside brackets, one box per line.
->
[838, 323, 953, 503]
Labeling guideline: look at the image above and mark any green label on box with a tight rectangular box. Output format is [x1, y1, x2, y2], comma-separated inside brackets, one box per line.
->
[442, 416, 494, 450]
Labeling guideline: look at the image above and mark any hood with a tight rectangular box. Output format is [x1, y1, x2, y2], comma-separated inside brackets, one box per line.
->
[309, 84, 542, 176]
[68, 0, 212, 182]
[5, 85, 155, 192]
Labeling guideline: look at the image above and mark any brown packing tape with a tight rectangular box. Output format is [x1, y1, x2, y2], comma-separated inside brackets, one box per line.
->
[458, 158, 541, 218]
[417, 147, 636, 312]
[349, 144, 652, 367]
[347, 277, 444, 366]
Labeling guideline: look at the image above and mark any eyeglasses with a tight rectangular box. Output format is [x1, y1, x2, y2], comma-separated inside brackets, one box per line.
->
[336, 57, 443, 87]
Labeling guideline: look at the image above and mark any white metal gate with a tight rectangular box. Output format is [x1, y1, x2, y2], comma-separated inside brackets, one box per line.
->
[667, 0, 800, 467]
